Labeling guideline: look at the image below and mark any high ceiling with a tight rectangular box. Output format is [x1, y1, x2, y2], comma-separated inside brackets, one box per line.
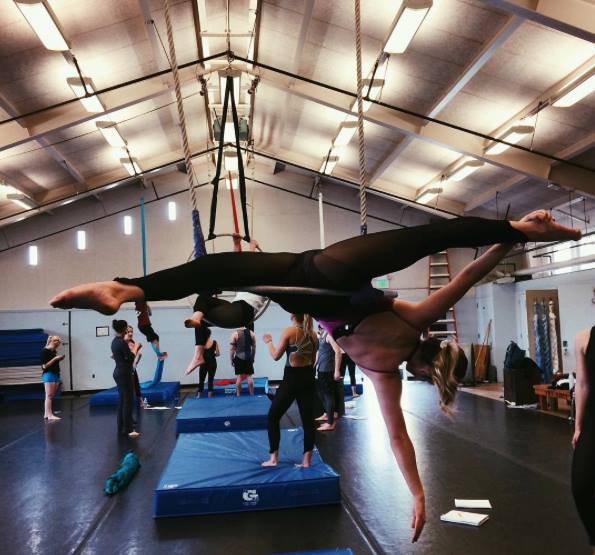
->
[0, 0, 594, 229]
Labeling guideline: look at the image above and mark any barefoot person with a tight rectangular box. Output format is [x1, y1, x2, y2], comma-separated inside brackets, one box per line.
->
[185, 327, 220, 398]
[111, 319, 140, 438]
[230, 325, 256, 396]
[572, 327, 595, 553]
[262, 314, 318, 468]
[41, 335, 64, 421]
[315, 330, 343, 431]
[51, 212, 580, 541]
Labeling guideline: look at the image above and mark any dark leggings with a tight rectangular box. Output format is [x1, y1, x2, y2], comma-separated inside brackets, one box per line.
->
[572, 416, 595, 545]
[268, 366, 316, 454]
[193, 295, 254, 332]
[318, 372, 336, 425]
[341, 354, 357, 387]
[197, 362, 217, 394]
[113, 368, 134, 434]
[116, 218, 527, 316]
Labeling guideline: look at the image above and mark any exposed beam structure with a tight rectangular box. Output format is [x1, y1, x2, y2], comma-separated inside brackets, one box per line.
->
[368, 16, 523, 184]
[479, 0, 595, 43]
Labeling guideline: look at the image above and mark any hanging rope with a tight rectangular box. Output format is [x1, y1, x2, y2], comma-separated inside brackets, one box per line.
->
[354, 0, 369, 236]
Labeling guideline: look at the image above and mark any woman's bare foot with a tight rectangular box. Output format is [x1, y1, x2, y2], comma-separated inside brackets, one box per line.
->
[295, 451, 313, 468]
[317, 423, 336, 431]
[315, 413, 328, 421]
[261, 453, 278, 467]
[514, 210, 582, 242]
[50, 281, 143, 314]
[128, 431, 140, 438]
[45, 415, 61, 421]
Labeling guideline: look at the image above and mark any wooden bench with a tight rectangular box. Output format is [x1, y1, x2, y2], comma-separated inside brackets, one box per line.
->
[533, 384, 572, 412]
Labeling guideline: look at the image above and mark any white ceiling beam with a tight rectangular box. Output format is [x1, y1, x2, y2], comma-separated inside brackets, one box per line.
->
[369, 16, 523, 183]
[478, 0, 595, 43]
[248, 65, 595, 197]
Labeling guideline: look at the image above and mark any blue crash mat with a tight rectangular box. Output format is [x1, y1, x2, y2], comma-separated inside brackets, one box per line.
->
[90, 381, 179, 406]
[210, 376, 268, 396]
[176, 395, 270, 434]
[154, 429, 340, 517]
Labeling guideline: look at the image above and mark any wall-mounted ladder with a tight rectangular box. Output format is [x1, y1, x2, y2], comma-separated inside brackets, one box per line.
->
[427, 251, 458, 339]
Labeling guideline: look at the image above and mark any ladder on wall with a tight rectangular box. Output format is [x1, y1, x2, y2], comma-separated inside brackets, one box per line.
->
[427, 250, 458, 340]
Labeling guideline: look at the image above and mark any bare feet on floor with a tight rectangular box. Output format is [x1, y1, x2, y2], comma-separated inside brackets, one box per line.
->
[45, 415, 61, 421]
[261, 456, 278, 467]
[128, 431, 140, 438]
[50, 281, 142, 315]
[315, 414, 327, 421]
[317, 423, 336, 431]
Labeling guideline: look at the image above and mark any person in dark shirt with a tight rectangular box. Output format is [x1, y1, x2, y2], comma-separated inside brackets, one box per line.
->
[111, 319, 140, 438]
[186, 327, 220, 398]
[41, 335, 64, 421]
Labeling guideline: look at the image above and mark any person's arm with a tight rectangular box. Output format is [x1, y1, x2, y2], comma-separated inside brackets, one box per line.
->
[263, 329, 291, 362]
[251, 331, 257, 358]
[230, 332, 238, 364]
[573, 330, 589, 448]
[326, 335, 343, 380]
[400, 243, 513, 330]
[367, 370, 426, 542]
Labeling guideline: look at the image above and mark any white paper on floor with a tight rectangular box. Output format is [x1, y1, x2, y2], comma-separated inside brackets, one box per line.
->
[144, 406, 171, 410]
[455, 499, 492, 509]
[342, 414, 366, 420]
[440, 510, 489, 526]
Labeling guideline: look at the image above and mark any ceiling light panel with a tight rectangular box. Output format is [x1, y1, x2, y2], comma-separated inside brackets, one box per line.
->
[15, 0, 68, 51]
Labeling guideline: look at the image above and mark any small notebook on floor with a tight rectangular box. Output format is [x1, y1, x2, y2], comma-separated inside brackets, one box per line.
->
[440, 510, 489, 527]
[455, 499, 492, 509]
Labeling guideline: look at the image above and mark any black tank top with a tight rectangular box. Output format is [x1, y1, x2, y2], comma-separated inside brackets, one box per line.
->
[204, 341, 217, 365]
[585, 327, 595, 412]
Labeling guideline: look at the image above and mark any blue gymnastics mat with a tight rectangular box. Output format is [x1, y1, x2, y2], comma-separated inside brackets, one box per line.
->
[210, 376, 268, 396]
[89, 381, 180, 406]
[176, 395, 270, 434]
[154, 429, 340, 517]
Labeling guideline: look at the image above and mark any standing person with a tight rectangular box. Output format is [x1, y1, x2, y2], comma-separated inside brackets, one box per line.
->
[572, 326, 595, 553]
[51, 211, 580, 541]
[111, 319, 140, 438]
[186, 327, 220, 398]
[315, 330, 342, 431]
[262, 314, 318, 467]
[41, 335, 64, 421]
[125, 325, 143, 413]
[230, 325, 257, 396]
[341, 351, 359, 398]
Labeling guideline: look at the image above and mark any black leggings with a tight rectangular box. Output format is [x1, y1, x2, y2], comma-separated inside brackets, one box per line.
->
[572, 416, 595, 545]
[268, 366, 316, 454]
[116, 218, 527, 317]
[113, 368, 134, 434]
[197, 362, 217, 394]
[193, 295, 254, 331]
[341, 354, 356, 387]
[318, 372, 336, 425]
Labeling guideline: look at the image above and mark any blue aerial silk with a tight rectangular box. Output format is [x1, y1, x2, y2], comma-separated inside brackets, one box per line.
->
[104, 451, 140, 495]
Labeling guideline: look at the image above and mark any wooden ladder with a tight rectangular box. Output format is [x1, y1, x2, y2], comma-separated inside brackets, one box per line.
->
[427, 250, 458, 340]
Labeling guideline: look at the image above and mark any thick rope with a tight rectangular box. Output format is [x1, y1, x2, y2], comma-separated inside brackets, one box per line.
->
[163, 0, 199, 212]
[354, 0, 368, 235]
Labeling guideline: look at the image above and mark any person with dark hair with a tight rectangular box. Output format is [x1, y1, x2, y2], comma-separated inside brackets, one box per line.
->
[262, 314, 318, 467]
[51, 211, 580, 541]
[111, 319, 140, 438]
[41, 335, 64, 421]
[125, 325, 143, 414]
[572, 327, 595, 553]
[315, 330, 342, 431]
[230, 325, 257, 396]
[186, 327, 220, 398]
[135, 301, 167, 362]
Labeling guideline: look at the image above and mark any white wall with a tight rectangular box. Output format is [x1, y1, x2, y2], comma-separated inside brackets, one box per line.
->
[0, 165, 485, 390]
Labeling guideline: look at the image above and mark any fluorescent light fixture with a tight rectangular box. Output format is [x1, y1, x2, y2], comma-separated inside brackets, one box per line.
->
[111, 148, 129, 161]
[167, 201, 177, 221]
[219, 71, 241, 103]
[96, 121, 126, 147]
[448, 160, 484, 182]
[330, 146, 344, 157]
[15, 0, 68, 51]
[319, 155, 339, 175]
[416, 187, 442, 204]
[66, 77, 103, 113]
[223, 150, 239, 171]
[7, 193, 36, 209]
[123, 215, 133, 235]
[61, 198, 75, 206]
[76, 230, 86, 250]
[226, 176, 238, 190]
[350, 79, 385, 112]
[485, 124, 534, 155]
[552, 72, 595, 108]
[385, 0, 433, 54]
[28, 245, 38, 266]
[119, 157, 141, 176]
[333, 122, 358, 147]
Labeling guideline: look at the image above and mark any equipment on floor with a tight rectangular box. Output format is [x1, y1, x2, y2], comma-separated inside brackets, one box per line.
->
[105, 451, 140, 496]
[90, 381, 180, 406]
[210, 376, 269, 396]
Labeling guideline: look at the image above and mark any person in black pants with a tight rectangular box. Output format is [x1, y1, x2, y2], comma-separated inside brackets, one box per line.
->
[262, 314, 318, 468]
[51, 212, 580, 542]
[341, 352, 359, 397]
[111, 319, 140, 438]
[186, 327, 220, 398]
[572, 326, 595, 553]
[316, 331, 342, 431]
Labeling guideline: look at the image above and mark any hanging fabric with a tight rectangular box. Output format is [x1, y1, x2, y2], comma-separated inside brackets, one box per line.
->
[533, 301, 544, 378]
[548, 300, 559, 375]
[539, 300, 553, 382]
